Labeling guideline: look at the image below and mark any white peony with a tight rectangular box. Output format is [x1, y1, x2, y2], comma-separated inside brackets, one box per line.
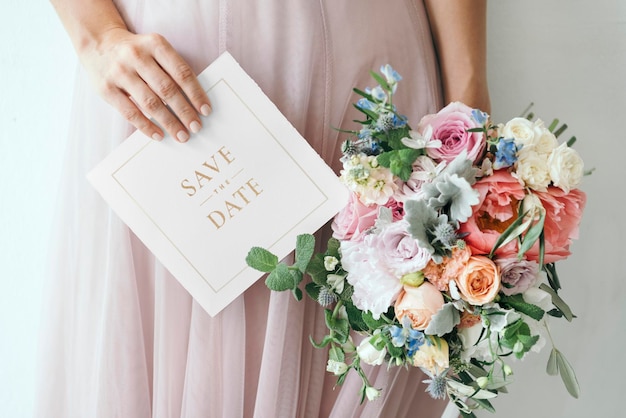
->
[547, 142, 584, 193]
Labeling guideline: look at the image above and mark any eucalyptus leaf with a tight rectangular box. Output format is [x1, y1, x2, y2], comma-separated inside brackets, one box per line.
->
[245, 247, 278, 272]
[518, 210, 545, 258]
[265, 263, 294, 292]
[447, 380, 498, 399]
[295, 234, 315, 273]
[556, 350, 580, 398]
[539, 284, 575, 321]
[489, 210, 530, 258]
[425, 303, 461, 336]
[547, 347, 559, 376]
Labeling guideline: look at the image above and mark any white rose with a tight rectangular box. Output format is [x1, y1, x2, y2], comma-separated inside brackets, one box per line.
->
[356, 336, 387, 366]
[547, 143, 584, 193]
[501, 117, 538, 146]
[530, 128, 559, 155]
[515, 149, 551, 191]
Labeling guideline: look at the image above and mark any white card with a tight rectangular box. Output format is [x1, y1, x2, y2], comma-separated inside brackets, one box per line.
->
[88, 52, 348, 316]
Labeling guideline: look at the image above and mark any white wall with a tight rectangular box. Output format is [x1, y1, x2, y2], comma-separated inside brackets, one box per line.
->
[0, 1, 75, 416]
[0, 1, 623, 417]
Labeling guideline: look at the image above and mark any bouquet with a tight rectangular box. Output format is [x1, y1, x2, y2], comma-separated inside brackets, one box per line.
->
[246, 65, 587, 416]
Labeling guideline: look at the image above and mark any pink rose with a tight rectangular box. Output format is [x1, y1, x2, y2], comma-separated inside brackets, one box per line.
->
[458, 170, 526, 259]
[496, 258, 540, 296]
[372, 220, 431, 277]
[395, 282, 445, 330]
[419, 102, 486, 164]
[455, 256, 501, 305]
[533, 187, 586, 263]
[331, 193, 378, 241]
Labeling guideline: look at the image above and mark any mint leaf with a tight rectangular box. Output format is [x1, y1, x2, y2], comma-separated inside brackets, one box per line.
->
[246, 247, 278, 272]
[295, 234, 315, 273]
[265, 263, 294, 291]
[499, 294, 545, 322]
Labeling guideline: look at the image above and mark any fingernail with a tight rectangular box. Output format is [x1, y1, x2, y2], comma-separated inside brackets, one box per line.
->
[177, 130, 189, 143]
[152, 132, 163, 141]
[200, 104, 212, 116]
[190, 120, 201, 133]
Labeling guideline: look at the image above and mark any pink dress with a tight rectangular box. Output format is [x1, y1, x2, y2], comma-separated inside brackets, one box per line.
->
[36, 1, 446, 416]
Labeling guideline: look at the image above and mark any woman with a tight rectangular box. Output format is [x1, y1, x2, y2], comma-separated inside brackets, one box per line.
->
[36, 1, 490, 416]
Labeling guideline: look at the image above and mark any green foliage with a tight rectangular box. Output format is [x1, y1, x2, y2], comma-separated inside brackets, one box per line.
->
[498, 294, 545, 322]
[375, 148, 421, 181]
[245, 247, 278, 272]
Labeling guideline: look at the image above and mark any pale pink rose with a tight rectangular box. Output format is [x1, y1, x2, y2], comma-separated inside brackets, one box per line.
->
[394, 282, 445, 330]
[373, 220, 431, 277]
[331, 193, 378, 242]
[496, 258, 540, 296]
[455, 256, 501, 305]
[458, 170, 527, 258]
[419, 102, 486, 164]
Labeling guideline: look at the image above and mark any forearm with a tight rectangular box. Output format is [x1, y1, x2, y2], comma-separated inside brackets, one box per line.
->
[425, 0, 490, 112]
[50, 0, 128, 57]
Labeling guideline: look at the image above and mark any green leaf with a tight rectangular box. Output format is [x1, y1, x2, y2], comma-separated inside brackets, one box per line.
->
[424, 303, 461, 336]
[362, 311, 388, 331]
[547, 347, 559, 376]
[325, 309, 350, 344]
[566, 136, 577, 147]
[326, 237, 341, 258]
[518, 210, 545, 258]
[376, 149, 421, 181]
[265, 263, 295, 292]
[384, 126, 411, 149]
[310, 334, 334, 349]
[295, 234, 315, 273]
[245, 247, 278, 272]
[499, 294, 545, 322]
[292, 286, 303, 301]
[370, 70, 391, 92]
[352, 87, 375, 102]
[489, 210, 531, 258]
[344, 300, 368, 332]
[556, 350, 580, 398]
[306, 254, 329, 286]
[539, 284, 575, 322]
[305, 282, 321, 301]
[473, 398, 496, 413]
[544, 263, 561, 292]
[329, 345, 345, 363]
[353, 103, 379, 121]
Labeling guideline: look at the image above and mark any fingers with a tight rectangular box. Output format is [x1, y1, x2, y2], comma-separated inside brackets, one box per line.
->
[137, 34, 211, 141]
[93, 31, 212, 143]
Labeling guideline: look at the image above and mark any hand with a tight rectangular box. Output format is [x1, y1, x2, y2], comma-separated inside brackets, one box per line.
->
[80, 27, 211, 142]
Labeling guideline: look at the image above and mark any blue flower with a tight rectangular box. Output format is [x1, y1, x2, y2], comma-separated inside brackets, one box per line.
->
[366, 85, 386, 101]
[380, 64, 402, 84]
[493, 138, 518, 170]
[356, 98, 376, 111]
[471, 108, 489, 125]
[388, 316, 425, 357]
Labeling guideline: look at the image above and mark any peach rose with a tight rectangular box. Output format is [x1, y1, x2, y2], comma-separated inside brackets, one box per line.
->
[455, 256, 500, 305]
[331, 192, 378, 241]
[394, 282, 445, 331]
